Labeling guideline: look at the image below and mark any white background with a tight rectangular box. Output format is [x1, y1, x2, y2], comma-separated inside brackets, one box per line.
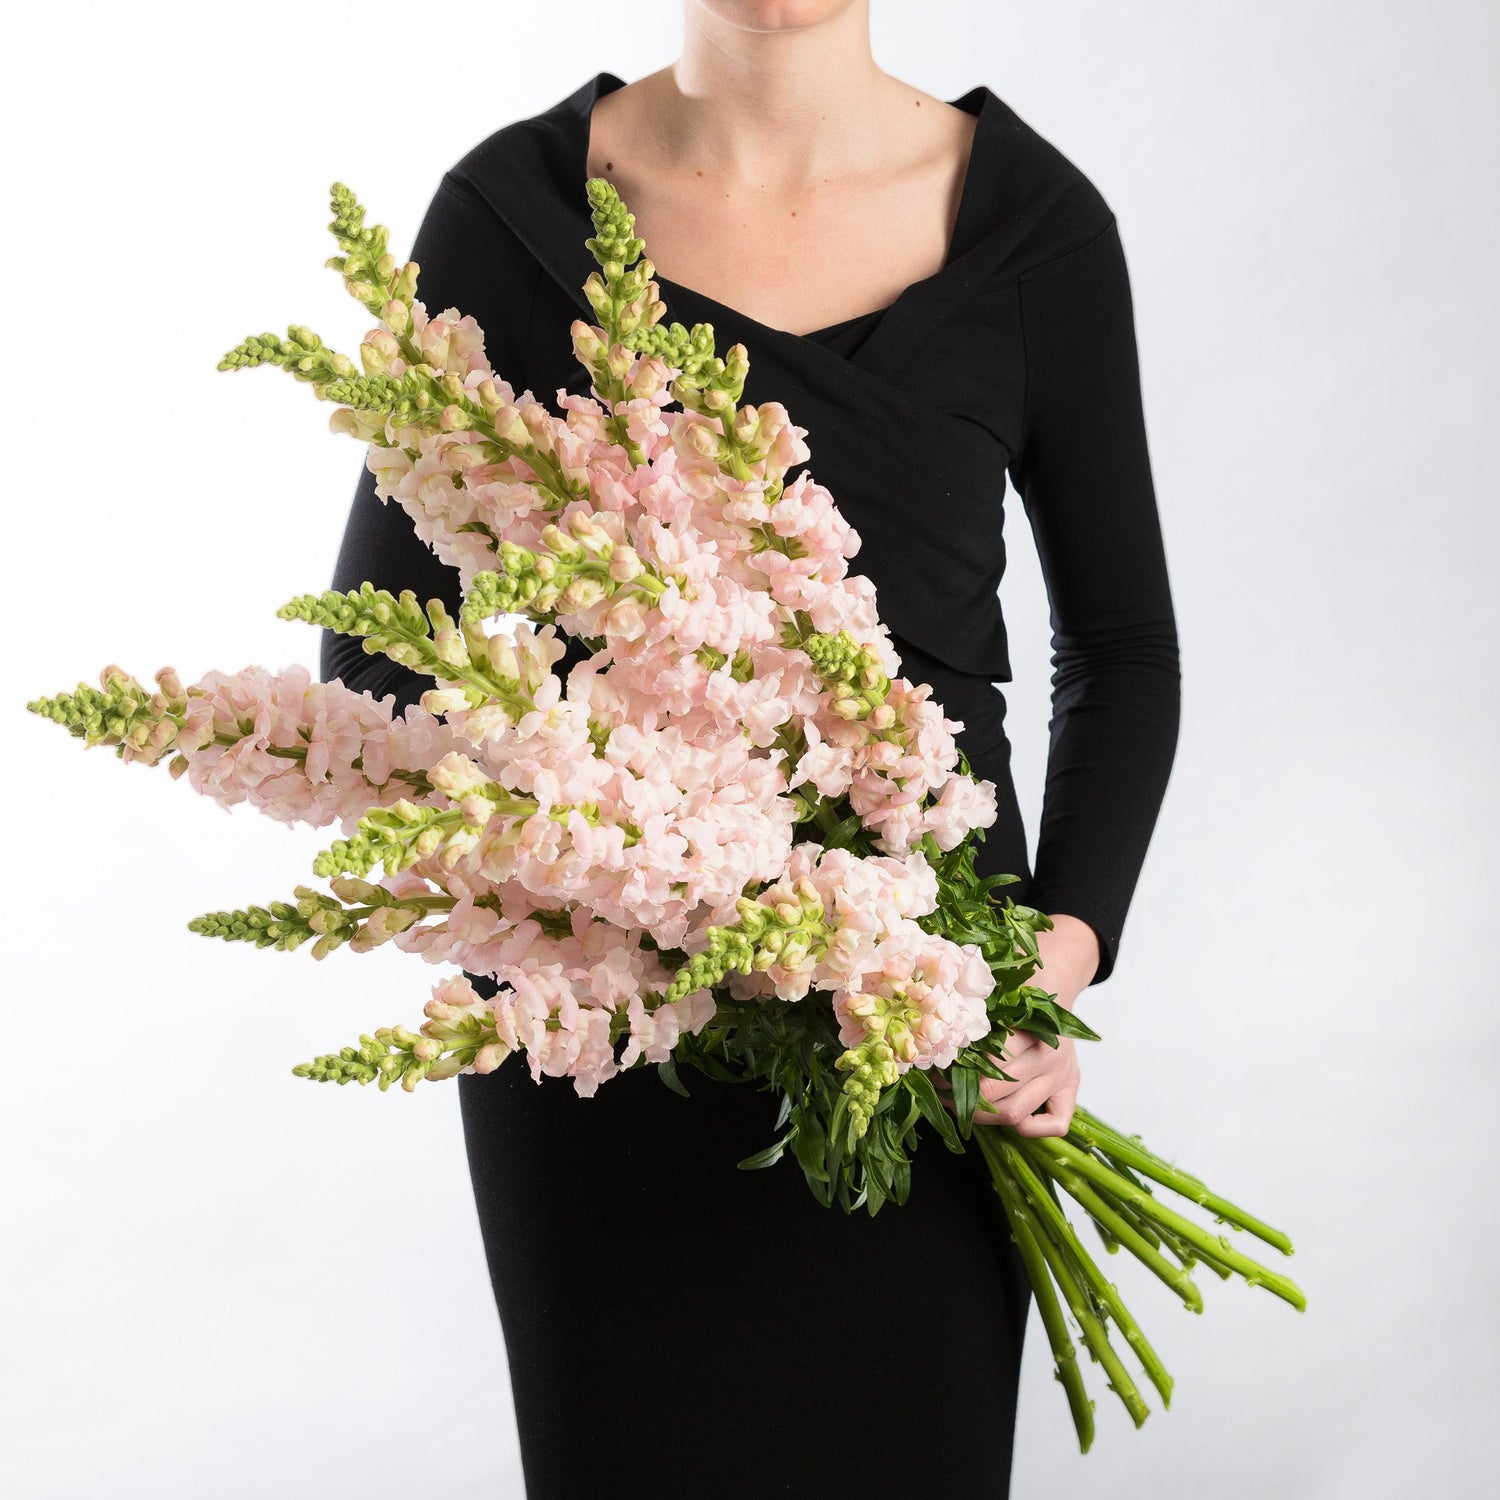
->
[3, 2, 1495, 1495]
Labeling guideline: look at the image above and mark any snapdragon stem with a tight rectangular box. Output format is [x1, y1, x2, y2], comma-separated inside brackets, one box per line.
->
[978, 1130, 1151, 1428]
[1070, 1106, 1294, 1255]
[1077, 1150, 1154, 1253]
[1096, 1188, 1229, 1280]
[1000, 1135, 1174, 1410]
[1158, 1227, 1236, 1281]
[1019, 1138, 1203, 1314]
[215, 733, 431, 791]
[1033, 1135, 1307, 1311]
[974, 1129, 1096, 1453]
[1077, 1153, 1230, 1279]
[343, 894, 455, 918]
[383, 323, 577, 509]
[1007, 1157, 1177, 1409]
[472, 424, 576, 509]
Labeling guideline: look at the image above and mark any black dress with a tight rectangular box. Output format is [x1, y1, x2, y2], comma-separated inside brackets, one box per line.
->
[322, 71, 1179, 1499]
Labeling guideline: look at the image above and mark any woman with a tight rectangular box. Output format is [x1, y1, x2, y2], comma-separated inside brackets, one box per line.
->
[322, 5, 1180, 1495]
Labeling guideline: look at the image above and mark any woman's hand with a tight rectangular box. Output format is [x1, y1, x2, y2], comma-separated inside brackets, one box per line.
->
[938, 913, 1099, 1138]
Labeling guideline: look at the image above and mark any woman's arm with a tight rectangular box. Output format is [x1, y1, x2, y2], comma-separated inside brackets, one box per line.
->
[1008, 214, 1182, 988]
[319, 172, 543, 714]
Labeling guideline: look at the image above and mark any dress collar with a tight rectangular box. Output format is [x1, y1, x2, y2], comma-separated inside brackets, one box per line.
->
[451, 70, 1005, 361]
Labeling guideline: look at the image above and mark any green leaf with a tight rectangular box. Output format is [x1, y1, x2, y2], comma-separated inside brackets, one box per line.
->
[1055, 1009, 1104, 1044]
[893, 1087, 922, 1142]
[951, 1065, 979, 1140]
[657, 1055, 691, 1098]
[826, 1092, 852, 1186]
[890, 1155, 912, 1206]
[973, 1050, 1020, 1082]
[826, 812, 864, 847]
[680, 1050, 741, 1084]
[792, 1109, 830, 1185]
[737, 1131, 793, 1171]
[805, 1170, 835, 1209]
[906, 1070, 962, 1152]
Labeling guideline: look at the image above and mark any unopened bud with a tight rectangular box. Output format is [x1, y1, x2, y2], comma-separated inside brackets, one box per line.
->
[472, 1042, 508, 1074]
[557, 576, 607, 612]
[571, 320, 604, 364]
[628, 358, 666, 401]
[490, 404, 529, 446]
[383, 299, 411, 337]
[607, 545, 643, 583]
[486, 635, 520, 680]
[420, 687, 470, 716]
[520, 402, 555, 453]
[459, 792, 493, 825]
[330, 877, 380, 903]
[605, 343, 634, 382]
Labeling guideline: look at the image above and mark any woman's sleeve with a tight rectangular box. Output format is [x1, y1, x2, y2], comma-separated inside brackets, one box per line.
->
[1007, 214, 1182, 987]
[319, 171, 542, 716]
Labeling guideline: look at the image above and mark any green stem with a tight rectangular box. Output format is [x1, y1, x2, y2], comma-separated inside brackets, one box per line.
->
[1018, 1136, 1203, 1315]
[1094, 1186, 1222, 1280]
[976, 1130, 1151, 1430]
[469, 420, 577, 510]
[1003, 1135, 1176, 1410]
[1035, 1134, 1307, 1312]
[974, 1130, 1096, 1453]
[1077, 1148, 1229, 1279]
[210, 732, 431, 792]
[1070, 1105, 1295, 1255]
[346, 894, 456, 918]
[1002, 1146, 1176, 1416]
[386, 322, 577, 510]
[361, 609, 536, 719]
[1076, 1148, 1152, 1255]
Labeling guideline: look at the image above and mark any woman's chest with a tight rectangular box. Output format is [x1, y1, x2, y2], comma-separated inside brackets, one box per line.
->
[531, 273, 1028, 471]
[584, 131, 978, 340]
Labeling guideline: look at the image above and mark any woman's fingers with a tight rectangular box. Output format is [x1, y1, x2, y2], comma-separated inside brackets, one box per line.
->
[972, 1062, 1080, 1128]
[1011, 1077, 1078, 1138]
[935, 1065, 1080, 1135]
[935, 1034, 1075, 1130]
[973, 1069, 1057, 1127]
[934, 1030, 1040, 1092]
[979, 1035, 1057, 1104]
[992, 1031, 1039, 1065]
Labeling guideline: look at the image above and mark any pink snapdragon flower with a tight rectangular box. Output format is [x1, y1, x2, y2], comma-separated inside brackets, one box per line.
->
[177, 665, 459, 827]
[832, 924, 995, 1073]
[272, 295, 1015, 1097]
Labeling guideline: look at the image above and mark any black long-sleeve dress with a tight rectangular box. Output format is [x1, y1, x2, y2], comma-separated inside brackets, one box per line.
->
[322, 70, 1179, 1499]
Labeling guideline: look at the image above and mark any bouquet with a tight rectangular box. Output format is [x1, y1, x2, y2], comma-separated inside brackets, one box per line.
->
[27, 177, 1303, 1451]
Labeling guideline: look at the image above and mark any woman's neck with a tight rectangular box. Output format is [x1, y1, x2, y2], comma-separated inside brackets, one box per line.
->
[655, 4, 892, 191]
